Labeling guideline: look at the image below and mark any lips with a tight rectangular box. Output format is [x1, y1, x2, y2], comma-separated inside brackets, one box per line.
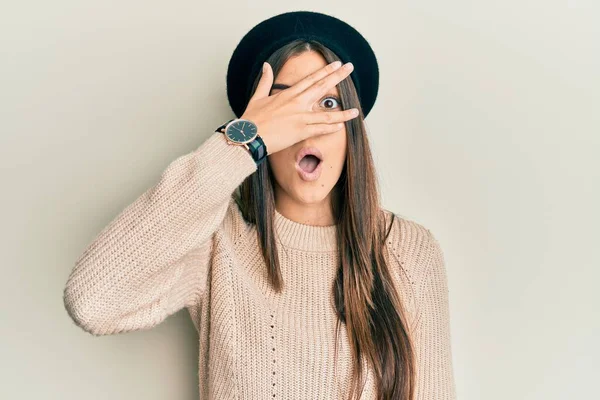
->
[296, 147, 323, 164]
[295, 146, 324, 182]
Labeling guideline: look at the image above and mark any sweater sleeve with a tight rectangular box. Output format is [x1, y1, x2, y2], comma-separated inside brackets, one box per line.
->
[63, 131, 257, 336]
[413, 233, 458, 400]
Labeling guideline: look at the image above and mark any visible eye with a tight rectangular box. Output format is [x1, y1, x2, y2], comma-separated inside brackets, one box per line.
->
[319, 95, 341, 110]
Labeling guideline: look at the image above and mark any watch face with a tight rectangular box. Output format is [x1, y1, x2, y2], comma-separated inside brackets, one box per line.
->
[225, 119, 258, 143]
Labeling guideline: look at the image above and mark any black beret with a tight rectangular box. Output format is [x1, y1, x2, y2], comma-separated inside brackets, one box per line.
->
[226, 10, 379, 119]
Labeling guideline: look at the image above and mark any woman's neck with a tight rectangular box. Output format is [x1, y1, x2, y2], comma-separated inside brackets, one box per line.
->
[274, 192, 336, 227]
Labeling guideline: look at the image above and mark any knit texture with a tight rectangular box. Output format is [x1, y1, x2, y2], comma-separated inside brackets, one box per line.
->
[63, 131, 457, 399]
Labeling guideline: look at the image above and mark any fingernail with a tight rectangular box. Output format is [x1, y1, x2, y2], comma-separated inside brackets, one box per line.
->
[331, 61, 342, 68]
[344, 62, 354, 70]
[263, 62, 268, 73]
[350, 108, 359, 115]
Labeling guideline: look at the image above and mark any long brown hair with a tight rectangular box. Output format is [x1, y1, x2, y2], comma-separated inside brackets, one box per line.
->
[235, 39, 416, 400]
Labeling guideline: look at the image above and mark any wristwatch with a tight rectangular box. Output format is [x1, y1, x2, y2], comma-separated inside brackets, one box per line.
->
[215, 118, 268, 166]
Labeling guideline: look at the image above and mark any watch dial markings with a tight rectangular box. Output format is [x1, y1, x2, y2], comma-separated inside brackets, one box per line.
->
[226, 120, 257, 143]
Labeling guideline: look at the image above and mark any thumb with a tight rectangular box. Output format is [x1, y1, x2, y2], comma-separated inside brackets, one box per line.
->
[252, 62, 273, 100]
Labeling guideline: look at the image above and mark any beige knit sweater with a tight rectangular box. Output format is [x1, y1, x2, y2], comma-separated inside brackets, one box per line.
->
[63, 130, 457, 400]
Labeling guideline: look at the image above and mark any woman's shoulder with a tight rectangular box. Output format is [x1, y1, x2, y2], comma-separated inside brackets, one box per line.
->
[214, 195, 259, 247]
[380, 207, 441, 262]
[379, 208, 447, 308]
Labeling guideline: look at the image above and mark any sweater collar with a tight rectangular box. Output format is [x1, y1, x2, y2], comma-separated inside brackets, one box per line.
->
[273, 207, 338, 252]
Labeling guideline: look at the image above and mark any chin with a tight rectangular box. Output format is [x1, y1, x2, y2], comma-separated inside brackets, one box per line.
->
[290, 184, 332, 205]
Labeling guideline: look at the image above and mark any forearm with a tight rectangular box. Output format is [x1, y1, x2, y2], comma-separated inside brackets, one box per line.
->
[63, 131, 257, 335]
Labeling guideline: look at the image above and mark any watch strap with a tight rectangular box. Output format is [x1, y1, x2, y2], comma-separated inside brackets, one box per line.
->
[247, 135, 267, 166]
[215, 118, 235, 133]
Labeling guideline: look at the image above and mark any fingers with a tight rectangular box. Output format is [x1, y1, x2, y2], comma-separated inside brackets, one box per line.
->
[252, 62, 274, 100]
[300, 107, 359, 139]
[303, 108, 360, 125]
[284, 61, 344, 97]
[301, 62, 354, 103]
[304, 122, 346, 137]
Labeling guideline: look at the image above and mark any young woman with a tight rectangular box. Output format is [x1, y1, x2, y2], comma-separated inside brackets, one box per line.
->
[63, 11, 457, 400]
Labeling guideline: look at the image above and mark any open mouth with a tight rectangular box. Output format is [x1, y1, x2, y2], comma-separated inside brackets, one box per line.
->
[298, 154, 322, 173]
[295, 146, 324, 181]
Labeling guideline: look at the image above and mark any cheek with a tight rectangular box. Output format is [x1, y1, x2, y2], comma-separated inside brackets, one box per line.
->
[266, 151, 292, 185]
[324, 129, 348, 174]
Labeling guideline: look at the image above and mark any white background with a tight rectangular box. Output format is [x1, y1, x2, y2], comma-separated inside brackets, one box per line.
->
[1, 1, 598, 399]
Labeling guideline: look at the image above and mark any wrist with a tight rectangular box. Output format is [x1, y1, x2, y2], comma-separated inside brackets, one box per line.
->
[215, 118, 268, 166]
